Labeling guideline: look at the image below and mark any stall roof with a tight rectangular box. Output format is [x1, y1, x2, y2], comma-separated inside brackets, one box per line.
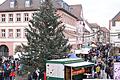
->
[64, 62, 94, 67]
[68, 53, 78, 58]
[47, 58, 84, 64]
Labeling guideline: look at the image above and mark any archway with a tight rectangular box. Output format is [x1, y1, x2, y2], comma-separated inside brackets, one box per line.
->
[0, 45, 9, 57]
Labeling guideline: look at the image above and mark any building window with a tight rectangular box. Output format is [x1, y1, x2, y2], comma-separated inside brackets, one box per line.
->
[57, 0, 64, 8]
[9, 14, 13, 22]
[118, 33, 120, 39]
[8, 29, 13, 38]
[25, 0, 31, 7]
[23, 29, 28, 38]
[1, 29, 6, 38]
[24, 13, 29, 21]
[25, 30, 28, 36]
[10, 1, 15, 8]
[16, 29, 21, 38]
[16, 13, 21, 22]
[32, 13, 36, 19]
[1, 14, 6, 22]
[63, 3, 70, 11]
[32, 13, 35, 17]
[40, 0, 45, 3]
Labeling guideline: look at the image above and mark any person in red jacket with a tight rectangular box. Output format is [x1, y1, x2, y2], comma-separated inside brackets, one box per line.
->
[44, 71, 46, 80]
[10, 69, 16, 80]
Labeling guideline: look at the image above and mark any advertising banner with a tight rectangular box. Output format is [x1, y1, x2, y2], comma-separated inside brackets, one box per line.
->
[114, 62, 120, 80]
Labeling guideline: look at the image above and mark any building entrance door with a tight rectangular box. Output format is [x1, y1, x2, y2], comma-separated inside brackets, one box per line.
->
[0, 45, 9, 57]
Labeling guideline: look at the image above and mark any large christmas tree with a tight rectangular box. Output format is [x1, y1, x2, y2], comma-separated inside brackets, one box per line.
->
[20, 0, 69, 73]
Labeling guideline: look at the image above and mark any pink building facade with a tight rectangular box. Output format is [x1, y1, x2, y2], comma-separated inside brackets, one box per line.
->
[0, 0, 84, 56]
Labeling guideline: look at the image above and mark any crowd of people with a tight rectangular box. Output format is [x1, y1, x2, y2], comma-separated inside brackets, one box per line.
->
[84, 42, 114, 79]
[0, 56, 19, 80]
[0, 42, 115, 80]
[0, 56, 44, 80]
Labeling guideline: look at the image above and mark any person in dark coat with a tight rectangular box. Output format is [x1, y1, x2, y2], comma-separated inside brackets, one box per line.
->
[4, 69, 11, 80]
[28, 72, 32, 80]
[105, 66, 110, 79]
[0, 68, 4, 80]
[32, 71, 38, 80]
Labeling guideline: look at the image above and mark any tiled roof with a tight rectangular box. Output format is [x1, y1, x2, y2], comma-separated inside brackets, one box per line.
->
[70, 4, 83, 21]
[53, 0, 83, 21]
[100, 27, 109, 33]
[111, 11, 120, 26]
[84, 20, 92, 29]
[90, 23, 100, 28]
[57, 8, 79, 20]
[83, 27, 90, 35]
[112, 11, 120, 21]
[0, 0, 40, 12]
[0, 0, 83, 21]
[84, 21, 100, 29]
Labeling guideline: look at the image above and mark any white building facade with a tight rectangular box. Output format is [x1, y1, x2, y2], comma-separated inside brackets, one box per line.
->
[110, 11, 120, 47]
[0, 0, 84, 56]
[83, 20, 94, 46]
[0, 11, 34, 56]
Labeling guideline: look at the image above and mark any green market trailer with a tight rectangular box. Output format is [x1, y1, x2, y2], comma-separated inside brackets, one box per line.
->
[46, 58, 95, 80]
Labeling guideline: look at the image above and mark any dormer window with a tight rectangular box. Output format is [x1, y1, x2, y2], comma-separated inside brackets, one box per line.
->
[10, 0, 16, 8]
[25, 0, 31, 7]
[40, 0, 45, 3]
[63, 3, 69, 11]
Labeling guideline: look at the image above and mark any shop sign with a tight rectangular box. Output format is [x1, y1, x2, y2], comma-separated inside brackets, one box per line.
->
[72, 68, 85, 75]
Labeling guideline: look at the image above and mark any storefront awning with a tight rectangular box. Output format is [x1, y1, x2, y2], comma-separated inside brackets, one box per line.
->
[64, 62, 94, 67]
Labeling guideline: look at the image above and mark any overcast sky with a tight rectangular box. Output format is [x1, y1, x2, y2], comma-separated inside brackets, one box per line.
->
[0, 0, 120, 28]
[63, 0, 120, 28]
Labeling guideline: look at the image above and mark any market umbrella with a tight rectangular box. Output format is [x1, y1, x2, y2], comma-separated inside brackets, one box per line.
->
[90, 44, 97, 48]
[75, 48, 90, 54]
[68, 53, 78, 58]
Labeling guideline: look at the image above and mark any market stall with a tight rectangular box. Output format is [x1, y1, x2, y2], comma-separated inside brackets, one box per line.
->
[46, 58, 95, 80]
[75, 48, 90, 54]
[75, 48, 91, 61]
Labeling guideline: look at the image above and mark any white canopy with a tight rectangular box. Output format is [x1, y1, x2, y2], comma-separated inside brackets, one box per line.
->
[13, 52, 22, 59]
[64, 62, 94, 67]
[75, 48, 90, 54]
[90, 44, 97, 48]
